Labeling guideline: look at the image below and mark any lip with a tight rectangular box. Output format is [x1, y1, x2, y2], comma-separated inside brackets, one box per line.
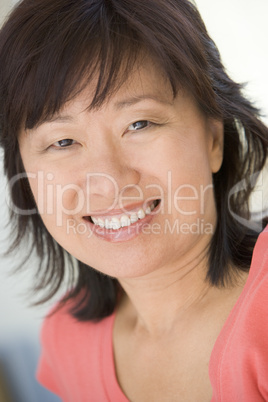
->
[83, 200, 161, 243]
[88, 200, 155, 218]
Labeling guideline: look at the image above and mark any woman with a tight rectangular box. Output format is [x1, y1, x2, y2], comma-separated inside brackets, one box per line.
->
[0, 0, 267, 400]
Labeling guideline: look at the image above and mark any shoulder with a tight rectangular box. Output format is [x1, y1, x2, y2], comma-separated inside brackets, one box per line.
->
[250, 225, 268, 271]
[40, 297, 83, 343]
[39, 294, 114, 357]
[245, 225, 268, 322]
[244, 226, 268, 341]
[226, 225, 268, 342]
[39, 297, 79, 352]
[36, 295, 115, 398]
[210, 226, 268, 400]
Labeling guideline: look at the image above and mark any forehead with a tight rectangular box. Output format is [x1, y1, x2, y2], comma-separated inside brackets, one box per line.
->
[42, 58, 176, 120]
[120, 58, 173, 96]
[82, 57, 174, 104]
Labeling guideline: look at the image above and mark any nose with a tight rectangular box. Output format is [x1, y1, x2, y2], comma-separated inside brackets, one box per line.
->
[83, 143, 141, 209]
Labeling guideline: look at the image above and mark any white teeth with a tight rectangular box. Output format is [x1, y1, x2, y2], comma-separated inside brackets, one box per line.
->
[145, 206, 151, 215]
[91, 217, 98, 225]
[130, 213, 139, 224]
[121, 215, 130, 227]
[137, 209, 145, 219]
[111, 217, 121, 230]
[90, 201, 159, 230]
[98, 218, 105, 228]
[105, 218, 112, 230]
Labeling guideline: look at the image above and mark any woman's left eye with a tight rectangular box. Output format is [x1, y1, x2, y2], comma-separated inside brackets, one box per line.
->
[52, 139, 76, 148]
[128, 121, 151, 131]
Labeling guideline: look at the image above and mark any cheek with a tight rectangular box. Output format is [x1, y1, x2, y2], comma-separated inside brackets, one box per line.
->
[139, 133, 212, 183]
[146, 135, 214, 217]
[28, 172, 84, 224]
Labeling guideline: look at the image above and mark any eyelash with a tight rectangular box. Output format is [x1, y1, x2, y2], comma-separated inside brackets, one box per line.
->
[51, 139, 77, 149]
[127, 120, 153, 132]
[50, 120, 155, 149]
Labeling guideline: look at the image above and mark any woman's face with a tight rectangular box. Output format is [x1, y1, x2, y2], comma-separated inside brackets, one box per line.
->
[19, 60, 223, 279]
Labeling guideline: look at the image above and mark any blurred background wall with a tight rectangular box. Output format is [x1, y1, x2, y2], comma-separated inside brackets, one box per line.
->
[0, 0, 14, 16]
[0, 0, 267, 401]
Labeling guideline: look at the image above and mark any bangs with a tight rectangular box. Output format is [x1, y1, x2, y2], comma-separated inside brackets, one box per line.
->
[3, 1, 144, 131]
[0, 0, 220, 136]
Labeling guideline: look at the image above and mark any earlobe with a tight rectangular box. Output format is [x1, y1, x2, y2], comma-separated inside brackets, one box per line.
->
[208, 119, 224, 173]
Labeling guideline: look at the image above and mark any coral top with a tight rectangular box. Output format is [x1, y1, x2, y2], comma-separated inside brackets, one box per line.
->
[210, 225, 268, 401]
[37, 306, 125, 401]
[37, 226, 268, 401]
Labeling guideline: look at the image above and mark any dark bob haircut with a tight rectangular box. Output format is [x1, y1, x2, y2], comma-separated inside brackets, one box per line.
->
[0, 0, 267, 321]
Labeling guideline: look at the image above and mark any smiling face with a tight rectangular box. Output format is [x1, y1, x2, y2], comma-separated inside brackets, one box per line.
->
[18, 59, 223, 279]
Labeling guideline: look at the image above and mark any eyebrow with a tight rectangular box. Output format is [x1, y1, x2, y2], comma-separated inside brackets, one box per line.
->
[114, 94, 173, 110]
[36, 94, 172, 128]
[37, 115, 76, 127]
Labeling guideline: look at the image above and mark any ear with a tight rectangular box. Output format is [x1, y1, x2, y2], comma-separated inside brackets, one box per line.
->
[207, 118, 224, 173]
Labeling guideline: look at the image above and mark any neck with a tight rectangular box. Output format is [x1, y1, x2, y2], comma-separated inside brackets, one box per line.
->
[117, 247, 213, 336]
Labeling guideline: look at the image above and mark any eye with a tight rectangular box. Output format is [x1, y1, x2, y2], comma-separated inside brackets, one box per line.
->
[52, 139, 76, 148]
[128, 120, 151, 131]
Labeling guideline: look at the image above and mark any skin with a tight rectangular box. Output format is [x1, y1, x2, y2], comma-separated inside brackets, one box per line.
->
[19, 59, 248, 400]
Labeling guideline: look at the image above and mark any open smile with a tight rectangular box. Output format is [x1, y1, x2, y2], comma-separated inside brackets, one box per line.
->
[84, 199, 160, 230]
[82, 199, 161, 242]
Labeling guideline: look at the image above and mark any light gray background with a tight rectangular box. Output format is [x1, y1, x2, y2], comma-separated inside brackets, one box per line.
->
[0, 0, 267, 352]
